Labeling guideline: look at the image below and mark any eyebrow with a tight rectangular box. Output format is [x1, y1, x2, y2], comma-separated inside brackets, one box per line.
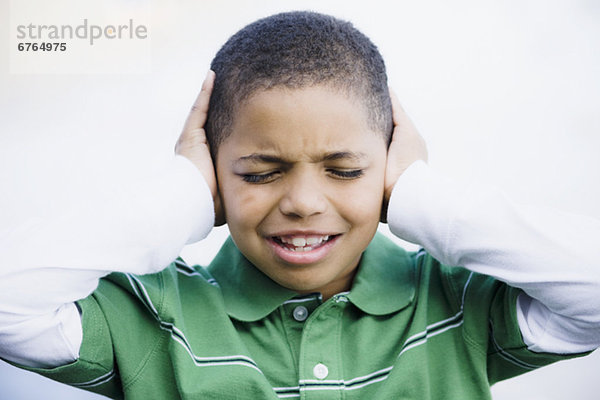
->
[235, 151, 368, 165]
[321, 151, 367, 162]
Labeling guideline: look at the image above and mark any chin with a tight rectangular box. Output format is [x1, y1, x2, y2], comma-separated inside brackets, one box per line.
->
[276, 274, 328, 294]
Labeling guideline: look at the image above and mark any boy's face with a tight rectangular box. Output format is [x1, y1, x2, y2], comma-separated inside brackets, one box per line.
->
[216, 85, 387, 299]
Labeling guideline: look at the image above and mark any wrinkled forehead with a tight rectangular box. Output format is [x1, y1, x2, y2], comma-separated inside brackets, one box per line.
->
[220, 85, 385, 161]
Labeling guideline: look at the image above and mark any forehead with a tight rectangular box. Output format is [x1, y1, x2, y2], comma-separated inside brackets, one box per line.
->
[222, 85, 384, 158]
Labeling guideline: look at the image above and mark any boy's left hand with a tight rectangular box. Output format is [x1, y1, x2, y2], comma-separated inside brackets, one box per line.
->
[381, 91, 428, 222]
[175, 70, 225, 226]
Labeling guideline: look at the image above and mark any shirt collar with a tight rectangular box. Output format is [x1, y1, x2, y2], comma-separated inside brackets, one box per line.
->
[345, 232, 416, 315]
[208, 233, 415, 322]
[208, 237, 297, 322]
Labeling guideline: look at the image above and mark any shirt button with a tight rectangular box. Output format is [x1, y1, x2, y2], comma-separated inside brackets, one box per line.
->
[292, 305, 308, 322]
[313, 363, 329, 379]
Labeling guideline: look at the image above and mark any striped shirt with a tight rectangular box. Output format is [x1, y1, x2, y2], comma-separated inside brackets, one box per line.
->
[21, 233, 582, 399]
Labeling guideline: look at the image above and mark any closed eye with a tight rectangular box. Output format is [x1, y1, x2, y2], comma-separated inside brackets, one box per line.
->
[239, 169, 363, 183]
[328, 169, 364, 180]
[240, 171, 280, 184]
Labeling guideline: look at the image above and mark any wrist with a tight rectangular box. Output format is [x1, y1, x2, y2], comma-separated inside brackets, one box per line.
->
[386, 161, 460, 258]
[172, 155, 216, 241]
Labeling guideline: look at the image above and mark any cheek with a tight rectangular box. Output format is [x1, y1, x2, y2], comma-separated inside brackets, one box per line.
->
[331, 171, 385, 223]
[220, 179, 276, 230]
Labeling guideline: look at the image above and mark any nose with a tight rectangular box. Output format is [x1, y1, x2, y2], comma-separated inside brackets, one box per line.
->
[278, 170, 327, 218]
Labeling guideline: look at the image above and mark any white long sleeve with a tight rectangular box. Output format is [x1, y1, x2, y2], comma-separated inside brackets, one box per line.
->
[0, 155, 215, 368]
[387, 160, 600, 354]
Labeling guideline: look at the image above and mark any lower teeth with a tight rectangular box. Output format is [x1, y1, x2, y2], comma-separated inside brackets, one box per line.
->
[293, 246, 310, 252]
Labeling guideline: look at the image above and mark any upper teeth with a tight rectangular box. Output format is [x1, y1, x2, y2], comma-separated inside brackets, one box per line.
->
[280, 235, 330, 247]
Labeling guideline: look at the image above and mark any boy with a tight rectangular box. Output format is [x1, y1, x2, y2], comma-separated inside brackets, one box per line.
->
[1, 11, 599, 399]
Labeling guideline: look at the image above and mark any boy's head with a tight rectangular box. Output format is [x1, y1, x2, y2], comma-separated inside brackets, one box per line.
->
[206, 11, 393, 156]
[208, 11, 392, 299]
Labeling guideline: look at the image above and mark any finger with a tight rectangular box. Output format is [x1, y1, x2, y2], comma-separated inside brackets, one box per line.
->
[389, 89, 410, 128]
[182, 70, 216, 134]
[389, 89, 421, 141]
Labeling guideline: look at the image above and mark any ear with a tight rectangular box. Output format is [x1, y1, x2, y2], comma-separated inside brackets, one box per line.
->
[213, 165, 226, 226]
[214, 187, 226, 226]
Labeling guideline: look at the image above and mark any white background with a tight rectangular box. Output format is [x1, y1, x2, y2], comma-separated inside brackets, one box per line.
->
[1, 0, 599, 399]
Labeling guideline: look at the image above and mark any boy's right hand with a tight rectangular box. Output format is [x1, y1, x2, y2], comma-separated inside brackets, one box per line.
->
[175, 70, 225, 225]
[381, 91, 429, 222]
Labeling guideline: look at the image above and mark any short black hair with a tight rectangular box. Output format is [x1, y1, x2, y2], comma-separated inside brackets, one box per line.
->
[206, 11, 392, 156]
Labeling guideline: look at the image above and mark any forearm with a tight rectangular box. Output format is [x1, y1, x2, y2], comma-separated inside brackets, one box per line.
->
[0, 155, 214, 367]
[387, 161, 600, 353]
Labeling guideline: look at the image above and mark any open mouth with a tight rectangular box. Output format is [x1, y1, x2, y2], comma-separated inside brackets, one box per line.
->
[271, 234, 338, 252]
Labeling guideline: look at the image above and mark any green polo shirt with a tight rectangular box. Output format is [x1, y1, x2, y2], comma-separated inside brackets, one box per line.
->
[22, 233, 581, 399]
